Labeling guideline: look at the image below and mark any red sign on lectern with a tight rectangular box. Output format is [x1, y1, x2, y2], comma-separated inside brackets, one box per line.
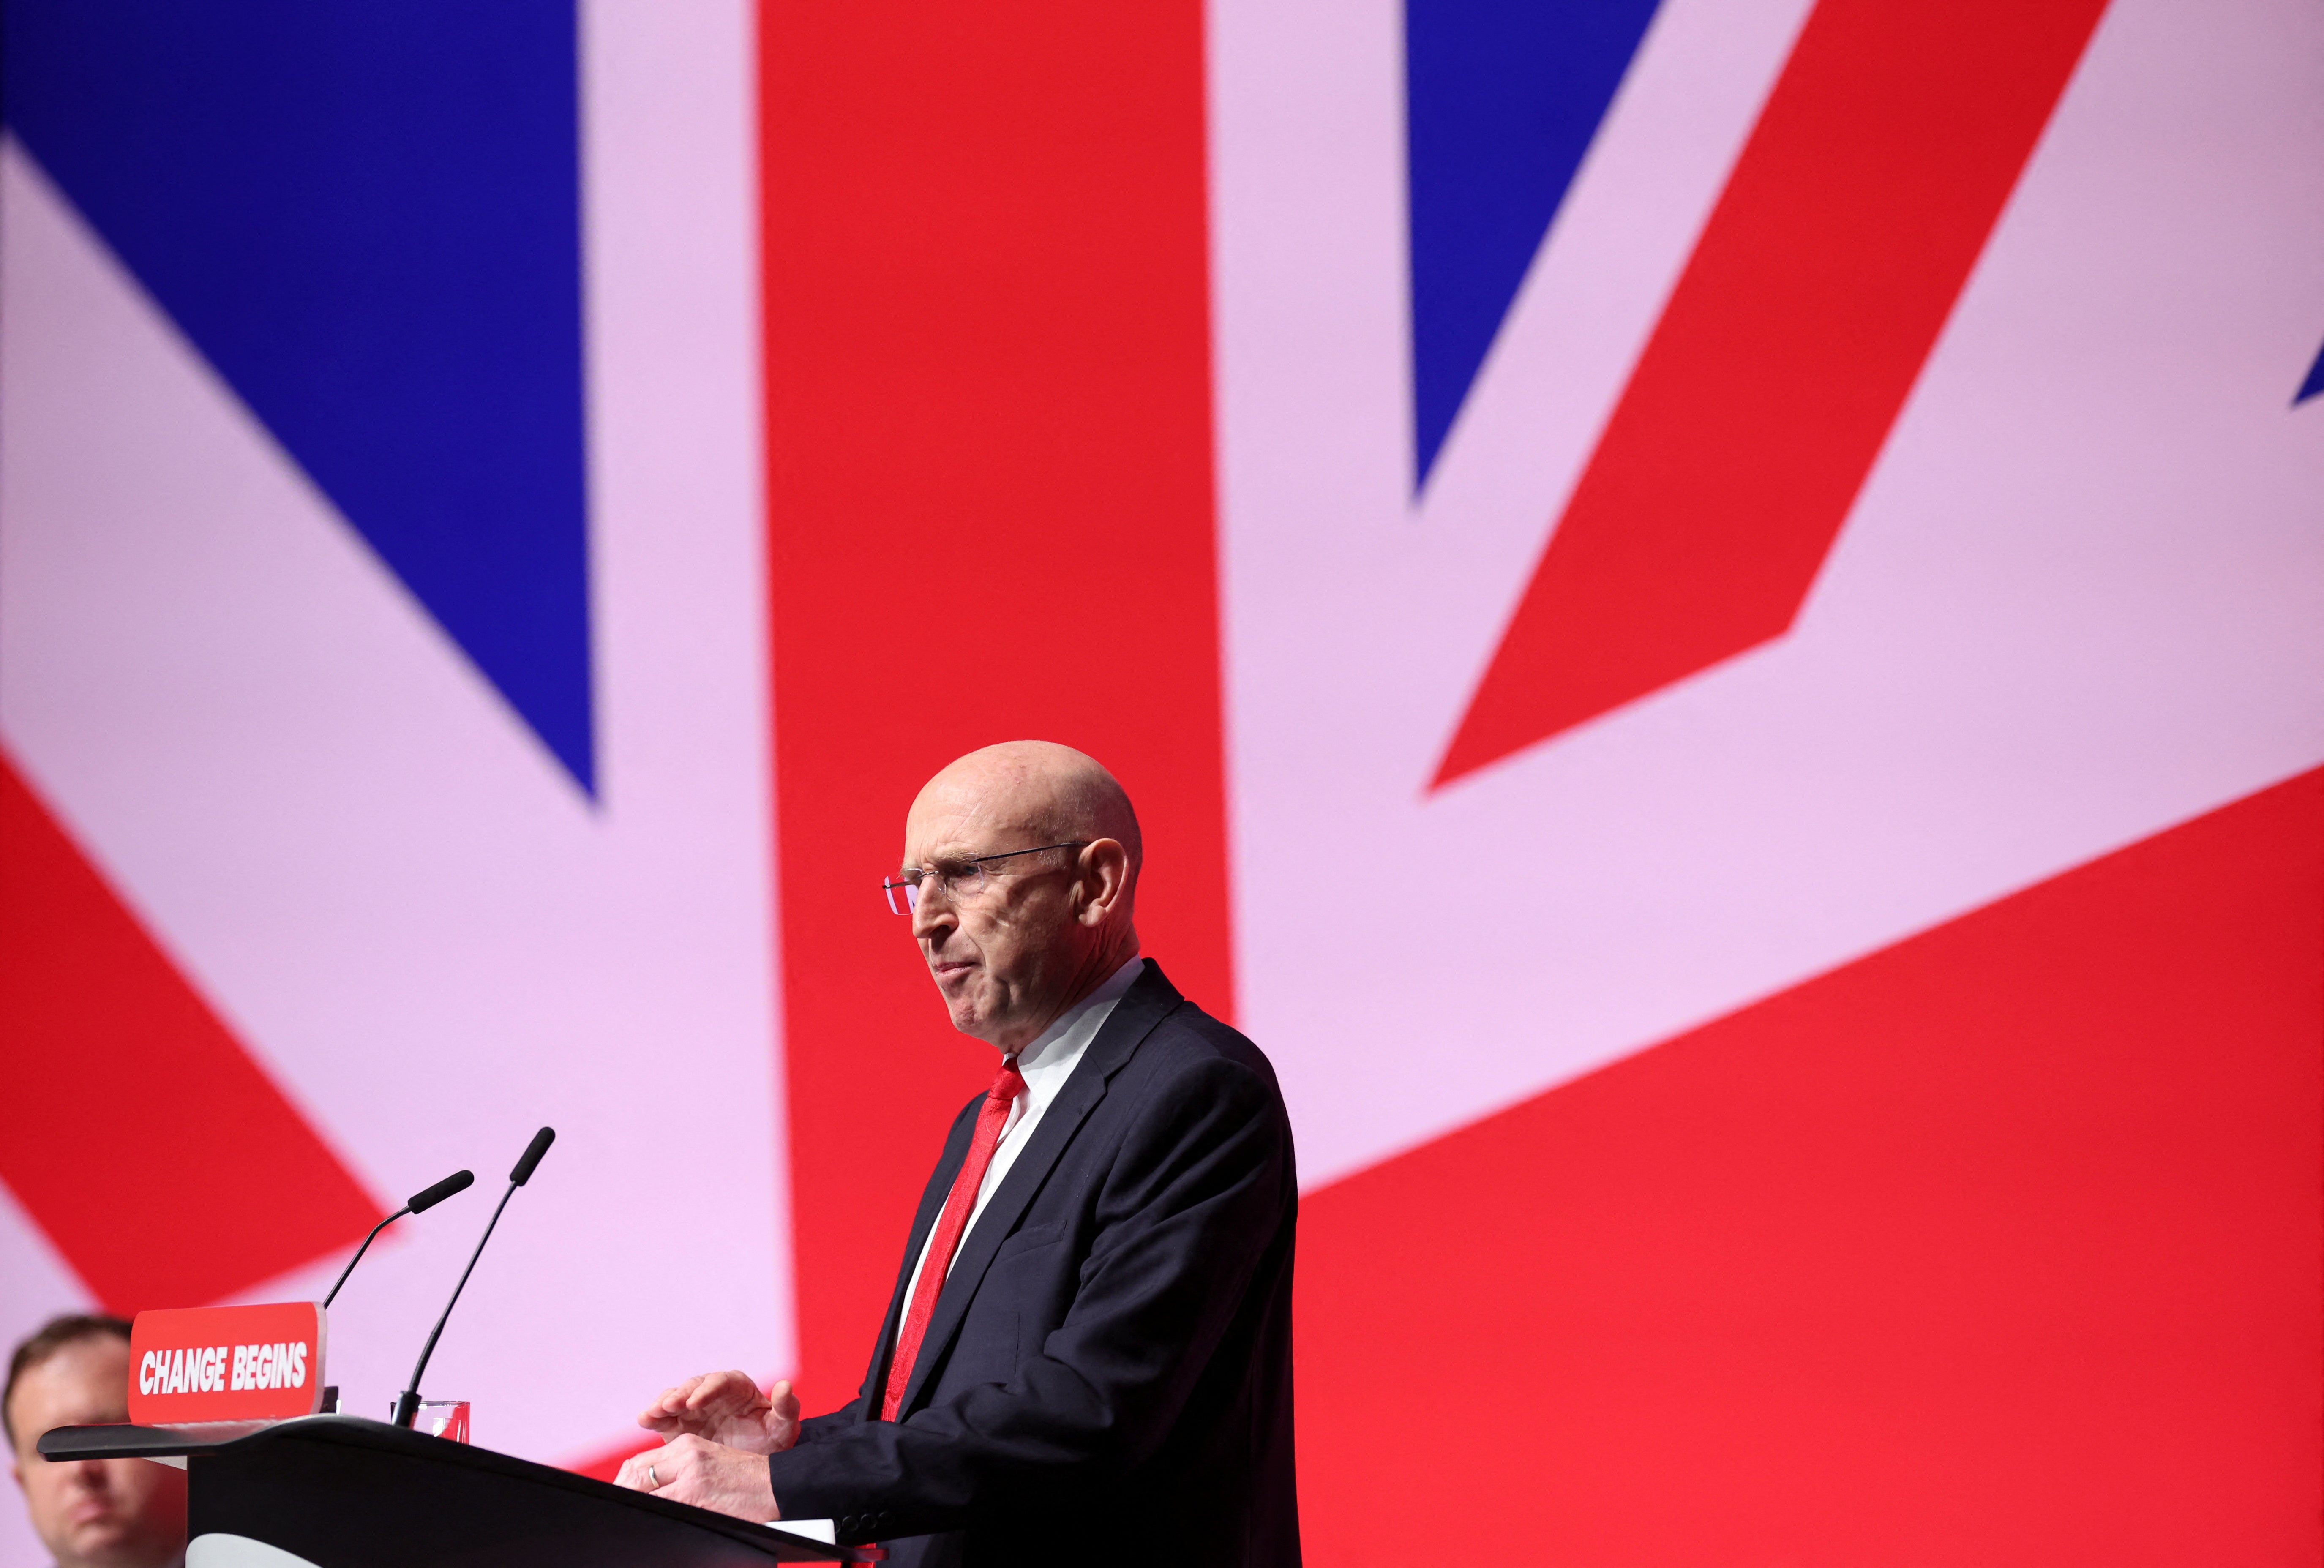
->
[128, 1303, 328, 1425]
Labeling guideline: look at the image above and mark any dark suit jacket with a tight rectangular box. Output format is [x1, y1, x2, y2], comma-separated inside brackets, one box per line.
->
[766, 962, 1300, 1566]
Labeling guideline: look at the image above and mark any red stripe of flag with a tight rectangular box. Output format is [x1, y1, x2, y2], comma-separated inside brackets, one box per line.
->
[1434, 0, 2113, 788]
[1304, 766, 2323, 1556]
[759, 0, 1231, 1411]
[0, 749, 384, 1311]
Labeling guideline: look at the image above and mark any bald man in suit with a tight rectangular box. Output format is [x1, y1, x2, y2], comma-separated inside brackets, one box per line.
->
[619, 742, 1300, 1567]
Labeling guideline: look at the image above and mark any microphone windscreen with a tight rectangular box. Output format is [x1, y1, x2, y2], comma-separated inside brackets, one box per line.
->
[510, 1126, 557, 1186]
[406, 1170, 475, 1213]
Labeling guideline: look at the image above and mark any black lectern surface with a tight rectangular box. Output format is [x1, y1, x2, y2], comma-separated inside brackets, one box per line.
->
[42, 1416, 879, 1567]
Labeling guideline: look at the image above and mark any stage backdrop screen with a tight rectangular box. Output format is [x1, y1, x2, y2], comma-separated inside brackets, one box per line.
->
[3, 0, 2317, 1563]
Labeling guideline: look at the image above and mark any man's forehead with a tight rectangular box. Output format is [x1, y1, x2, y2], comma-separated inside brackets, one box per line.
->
[33, 1337, 128, 1375]
[904, 819, 1046, 864]
[8, 1339, 129, 1432]
[906, 773, 1052, 854]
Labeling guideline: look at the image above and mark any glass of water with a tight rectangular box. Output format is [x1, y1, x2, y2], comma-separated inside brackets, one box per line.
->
[392, 1398, 471, 1443]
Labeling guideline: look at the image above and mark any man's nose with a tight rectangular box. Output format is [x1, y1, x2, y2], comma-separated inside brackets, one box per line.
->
[910, 884, 955, 941]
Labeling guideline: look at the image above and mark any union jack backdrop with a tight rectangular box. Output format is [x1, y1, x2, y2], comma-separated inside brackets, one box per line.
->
[3, 0, 2318, 1562]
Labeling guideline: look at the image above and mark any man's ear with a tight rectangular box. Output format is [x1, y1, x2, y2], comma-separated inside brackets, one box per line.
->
[1077, 839, 1130, 925]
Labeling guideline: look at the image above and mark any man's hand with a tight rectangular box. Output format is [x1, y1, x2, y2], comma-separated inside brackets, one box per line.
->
[614, 1433, 780, 1521]
[635, 1371, 800, 1455]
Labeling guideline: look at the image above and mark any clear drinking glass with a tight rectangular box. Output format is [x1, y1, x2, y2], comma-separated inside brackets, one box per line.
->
[392, 1398, 471, 1443]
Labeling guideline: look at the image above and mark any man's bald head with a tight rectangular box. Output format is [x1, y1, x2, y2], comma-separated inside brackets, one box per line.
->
[917, 740, 1142, 888]
[903, 742, 1144, 1050]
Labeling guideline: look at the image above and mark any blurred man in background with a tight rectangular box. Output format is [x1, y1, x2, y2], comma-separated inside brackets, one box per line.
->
[5, 1317, 185, 1568]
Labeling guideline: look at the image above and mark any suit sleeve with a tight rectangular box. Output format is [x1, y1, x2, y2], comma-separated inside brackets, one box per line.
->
[763, 1050, 1292, 1537]
[793, 1399, 868, 1447]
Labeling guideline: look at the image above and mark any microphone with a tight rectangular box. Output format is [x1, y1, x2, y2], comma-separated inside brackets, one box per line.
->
[510, 1126, 555, 1186]
[391, 1128, 556, 1429]
[322, 1170, 476, 1309]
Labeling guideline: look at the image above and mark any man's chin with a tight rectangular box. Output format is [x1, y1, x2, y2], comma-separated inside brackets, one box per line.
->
[65, 1516, 133, 1554]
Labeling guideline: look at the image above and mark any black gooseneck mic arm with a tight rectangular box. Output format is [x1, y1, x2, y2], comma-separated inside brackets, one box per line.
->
[322, 1170, 477, 1310]
[392, 1128, 555, 1429]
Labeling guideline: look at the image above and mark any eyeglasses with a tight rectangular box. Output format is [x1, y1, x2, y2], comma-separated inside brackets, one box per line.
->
[881, 842, 1090, 915]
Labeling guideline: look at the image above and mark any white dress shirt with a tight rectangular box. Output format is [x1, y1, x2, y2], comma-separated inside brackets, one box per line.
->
[897, 955, 1146, 1308]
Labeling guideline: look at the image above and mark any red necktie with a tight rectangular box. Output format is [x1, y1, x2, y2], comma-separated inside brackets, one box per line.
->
[881, 1055, 1026, 1421]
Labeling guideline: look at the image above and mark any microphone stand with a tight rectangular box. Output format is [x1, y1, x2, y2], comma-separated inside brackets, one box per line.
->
[392, 1129, 554, 1429]
[323, 1170, 475, 1310]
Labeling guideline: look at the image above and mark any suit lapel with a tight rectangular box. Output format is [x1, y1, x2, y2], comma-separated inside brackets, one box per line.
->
[860, 1098, 980, 1417]
[897, 962, 1184, 1418]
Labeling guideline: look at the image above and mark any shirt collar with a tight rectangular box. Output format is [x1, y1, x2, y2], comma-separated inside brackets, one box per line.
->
[1012, 954, 1145, 1080]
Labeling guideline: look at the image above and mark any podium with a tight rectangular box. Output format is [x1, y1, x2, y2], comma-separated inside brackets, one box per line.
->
[41, 1415, 881, 1567]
